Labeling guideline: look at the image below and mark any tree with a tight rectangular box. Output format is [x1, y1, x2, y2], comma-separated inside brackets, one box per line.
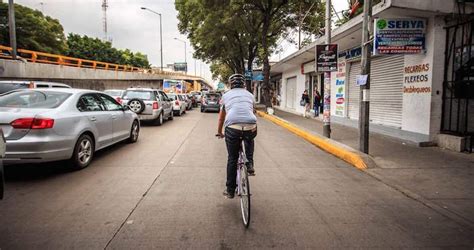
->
[66, 34, 150, 68]
[176, 0, 260, 86]
[0, 2, 67, 54]
[238, 0, 324, 107]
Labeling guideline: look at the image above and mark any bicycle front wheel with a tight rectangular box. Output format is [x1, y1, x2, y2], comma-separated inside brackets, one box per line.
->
[239, 164, 251, 228]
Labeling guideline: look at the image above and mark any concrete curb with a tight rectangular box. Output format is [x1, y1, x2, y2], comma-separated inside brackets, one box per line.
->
[257, 111, 374, 170]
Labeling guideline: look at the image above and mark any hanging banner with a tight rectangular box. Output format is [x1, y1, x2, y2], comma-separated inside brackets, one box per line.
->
[332, 59, 346, 117]
[374, 18, 426, 54]
[316, 44, 338, 72]
[163, 79, 185, 93]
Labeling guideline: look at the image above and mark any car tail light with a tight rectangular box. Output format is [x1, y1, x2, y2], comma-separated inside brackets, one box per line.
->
[175, 100, 179, 105]
[116, 97, 122, 104]
[11, 118, 54, 129]
[152, 101, 159, 109]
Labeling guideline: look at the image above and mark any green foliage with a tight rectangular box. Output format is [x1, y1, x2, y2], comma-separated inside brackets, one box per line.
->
[0, 3, 150, 68]
[0, 2, 67, 54]
[66, 34, 150, 68]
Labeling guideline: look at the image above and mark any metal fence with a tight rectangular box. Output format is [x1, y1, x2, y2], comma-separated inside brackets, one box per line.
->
[0, 45, 193, 78]
[442, 19, 474, 152]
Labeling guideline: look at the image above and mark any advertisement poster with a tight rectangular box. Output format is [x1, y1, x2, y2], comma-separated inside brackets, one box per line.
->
[374, 18, 426, 54]
[163, 79, 185, 93]
[316, 44, 338, 72]
[332, 60, 346, 117]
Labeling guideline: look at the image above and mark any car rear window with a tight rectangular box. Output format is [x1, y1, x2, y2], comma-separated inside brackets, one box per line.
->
[167, 94, 177, 100]
[104, 90, 123, 96]
[123, 90, 153, 100]
[206, 94, 220, 101]
[0, 90, 72, 109]
[0, 82, 28, 95]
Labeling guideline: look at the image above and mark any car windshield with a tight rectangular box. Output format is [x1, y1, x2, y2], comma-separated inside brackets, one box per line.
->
[123, 90, 153, 100]
[104, 90, 123, 96]
[0, 82, 28, 95]
[0, 90, 71, 109]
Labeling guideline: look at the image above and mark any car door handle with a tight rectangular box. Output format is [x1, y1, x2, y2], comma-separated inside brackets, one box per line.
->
[111, 115, 117, 120]
[90, 117, 97, 122]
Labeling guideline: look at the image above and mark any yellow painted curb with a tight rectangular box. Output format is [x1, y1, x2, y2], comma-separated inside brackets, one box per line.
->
[257, 111, 367, 170]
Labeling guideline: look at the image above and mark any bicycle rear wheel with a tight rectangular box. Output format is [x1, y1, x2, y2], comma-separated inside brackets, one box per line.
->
[239, 164, 251, 228]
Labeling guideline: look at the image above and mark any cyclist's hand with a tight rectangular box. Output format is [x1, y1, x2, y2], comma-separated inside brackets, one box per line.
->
[215, 133, 224, 139]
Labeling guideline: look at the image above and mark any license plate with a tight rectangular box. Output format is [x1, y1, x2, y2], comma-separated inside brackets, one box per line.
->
[209, 102, 216, 104]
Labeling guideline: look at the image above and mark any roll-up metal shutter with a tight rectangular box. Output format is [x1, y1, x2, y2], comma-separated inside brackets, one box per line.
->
[370, 55, 404, 128]
[348, 61, 361, 120]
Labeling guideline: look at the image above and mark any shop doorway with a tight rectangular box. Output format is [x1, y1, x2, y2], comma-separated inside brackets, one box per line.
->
[286, 77, 296, 109]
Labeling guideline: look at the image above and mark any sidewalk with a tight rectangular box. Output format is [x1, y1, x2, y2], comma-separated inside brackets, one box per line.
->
[273, 108, 474, 227]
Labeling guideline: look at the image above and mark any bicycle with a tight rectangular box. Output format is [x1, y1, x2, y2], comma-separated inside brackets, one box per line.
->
[216, 135, 251, 228]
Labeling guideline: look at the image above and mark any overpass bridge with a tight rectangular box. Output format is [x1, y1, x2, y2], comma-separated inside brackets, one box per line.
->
[0, 45, 212, 91]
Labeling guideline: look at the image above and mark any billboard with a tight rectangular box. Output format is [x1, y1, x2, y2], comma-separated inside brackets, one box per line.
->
[163, 79, 186, 93]
[316, 44, 338, 72]
[173, 62, 188, 72]
[374, 18, 426, 54]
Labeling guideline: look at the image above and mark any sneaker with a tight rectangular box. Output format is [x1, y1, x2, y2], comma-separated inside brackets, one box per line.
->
[247, 163, 255, 176]
[223, 189, 235, 199]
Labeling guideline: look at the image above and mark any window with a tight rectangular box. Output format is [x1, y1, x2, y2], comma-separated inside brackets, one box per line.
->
[0, 90, 71, 109]
[123, 90, 153, 100]
[77, 94, 104, 112]
[36, 84, 49, 88]
[168, 94, 177, 100]
[99, 94, 123, 111]
[0, 82, 28, 95]
[159, 91, 169, 101]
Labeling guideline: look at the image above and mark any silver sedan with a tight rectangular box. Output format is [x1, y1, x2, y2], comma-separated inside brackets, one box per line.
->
[0, 88, 140, 169]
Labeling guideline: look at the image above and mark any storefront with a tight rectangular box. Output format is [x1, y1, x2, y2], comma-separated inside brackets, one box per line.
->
[270, 0, 473, 150]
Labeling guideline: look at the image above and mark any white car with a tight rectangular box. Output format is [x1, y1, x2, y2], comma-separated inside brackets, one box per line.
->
[167, 93, 187, 116]
[104, 89, 126, 104]
[0, 80, 71, 95]
[0, 127, 6, 199]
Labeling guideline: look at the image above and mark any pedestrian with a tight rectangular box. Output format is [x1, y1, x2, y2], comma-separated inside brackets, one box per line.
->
[300, 90, 310, 118]
[313, 88, 321, 117]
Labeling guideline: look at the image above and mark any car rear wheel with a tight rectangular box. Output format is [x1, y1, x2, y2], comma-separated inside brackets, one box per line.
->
[70, 134, 94, 170]
[128, 120, 139, 143]
[168, 110, 174, 120]
[154, 112, 163, 126]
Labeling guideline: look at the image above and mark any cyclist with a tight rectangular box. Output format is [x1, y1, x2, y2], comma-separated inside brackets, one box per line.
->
[216, 74, 257, 199]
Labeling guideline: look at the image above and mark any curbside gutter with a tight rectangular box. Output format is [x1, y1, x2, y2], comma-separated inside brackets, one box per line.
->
[257, 111, 374, 170]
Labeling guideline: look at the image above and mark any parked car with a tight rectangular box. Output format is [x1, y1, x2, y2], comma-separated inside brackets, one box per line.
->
[190, 91, 202, 104]
[122, 88, 173, 125]
[0, 80, 71, 95]
[104, 89, 126, 104]
[182, 94, 193, 110]
[201, 93, 221, 112]
[0, 128, 5, 199]
[0, 88, 140, 170]
[188, 94, 198, 108]
[167, 93, 187, 116]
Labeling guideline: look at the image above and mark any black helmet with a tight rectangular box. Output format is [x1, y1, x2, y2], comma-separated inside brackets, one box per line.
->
[228, 74, 245, 89]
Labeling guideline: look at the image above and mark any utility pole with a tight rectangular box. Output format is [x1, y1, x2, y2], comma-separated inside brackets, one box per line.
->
[102, 0, 108, 42]
[359, 0, 372, 153]
[8, 0, 17, 60]
[322, 0, 331, 138]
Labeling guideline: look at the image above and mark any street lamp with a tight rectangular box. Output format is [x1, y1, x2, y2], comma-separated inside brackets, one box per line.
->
[141, 7, 163, 71]
[174, 37, 187, 74]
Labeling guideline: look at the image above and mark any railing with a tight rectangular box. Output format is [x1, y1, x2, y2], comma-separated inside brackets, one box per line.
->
[0, 45, 196, 78]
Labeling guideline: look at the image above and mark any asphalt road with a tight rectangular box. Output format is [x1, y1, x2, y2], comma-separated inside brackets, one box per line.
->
[1, 110, 473, 249]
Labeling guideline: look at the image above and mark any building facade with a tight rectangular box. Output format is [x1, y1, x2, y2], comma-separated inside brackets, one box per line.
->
[270, 0, 473, 151]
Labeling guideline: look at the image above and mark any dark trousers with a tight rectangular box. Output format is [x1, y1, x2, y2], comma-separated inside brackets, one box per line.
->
[225, 126, 257, 192]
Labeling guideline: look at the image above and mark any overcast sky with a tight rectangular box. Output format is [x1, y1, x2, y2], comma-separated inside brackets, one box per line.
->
[14, 0, 348, 85]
